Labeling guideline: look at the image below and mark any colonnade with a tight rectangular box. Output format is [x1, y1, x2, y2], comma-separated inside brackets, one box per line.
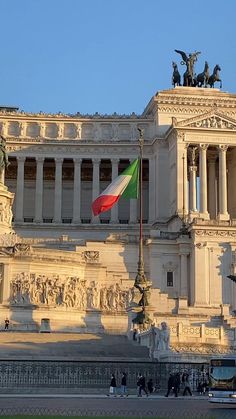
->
[188, 144, 229, 220]
[12, 156, 155, 224]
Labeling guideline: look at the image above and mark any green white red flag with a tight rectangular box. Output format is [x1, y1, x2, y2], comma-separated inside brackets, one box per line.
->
[92, 159, 139, 216]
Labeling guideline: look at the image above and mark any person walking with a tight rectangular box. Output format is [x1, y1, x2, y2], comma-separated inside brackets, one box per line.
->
[182, 373, 192, 396]
[108, 373, 117, 397]
[165, 373, 175, 397]
[120, 372, 128, 397]
[4, 318, 9, 330]
[137, 373, 148, 397]
[147, 378, 154, 394]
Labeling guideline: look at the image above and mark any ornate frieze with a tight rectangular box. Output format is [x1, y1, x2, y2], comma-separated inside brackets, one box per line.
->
[195, 230, 236, 238]
[170, 344, 235, 354]
[10, 273, 130, 311]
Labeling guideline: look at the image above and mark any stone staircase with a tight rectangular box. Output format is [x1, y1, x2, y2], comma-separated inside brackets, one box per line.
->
[0, 332, 150, 361]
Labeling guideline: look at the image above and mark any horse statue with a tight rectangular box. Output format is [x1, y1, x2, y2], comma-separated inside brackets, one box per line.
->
[208, 64, 222, 88]
[172, 62, 181, 87]
[175, 49, 201, 87]
[196, 61, 210, 87]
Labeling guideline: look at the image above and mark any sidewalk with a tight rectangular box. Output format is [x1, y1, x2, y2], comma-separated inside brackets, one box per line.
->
[0, 393, 208, 400]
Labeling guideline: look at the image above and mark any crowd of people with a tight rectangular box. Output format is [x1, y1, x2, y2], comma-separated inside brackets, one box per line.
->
[108, 371, 208, 397]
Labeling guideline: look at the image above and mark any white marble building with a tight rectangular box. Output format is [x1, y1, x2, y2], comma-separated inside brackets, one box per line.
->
[1, 86, 236, 355]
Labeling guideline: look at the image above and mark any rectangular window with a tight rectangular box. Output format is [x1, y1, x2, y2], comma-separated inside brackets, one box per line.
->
[167, 271, 173, 287]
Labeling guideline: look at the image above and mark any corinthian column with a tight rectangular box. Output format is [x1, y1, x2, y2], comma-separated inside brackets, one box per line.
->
[92, 158, 100, 223]
[110, 158, 119, 223]
[72, 158, 82, 223]
[189, 165, 197, 212]
[199, 144, 209, 219]
[15, 156, 25, 222]
[53, 158, 63, 223]
[34, 157, 44, 223]
[218, 145, 229, 220]
[208, 152, 217, 219]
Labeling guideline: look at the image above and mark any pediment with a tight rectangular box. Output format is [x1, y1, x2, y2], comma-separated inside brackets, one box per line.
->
[173, 111, 236, 130]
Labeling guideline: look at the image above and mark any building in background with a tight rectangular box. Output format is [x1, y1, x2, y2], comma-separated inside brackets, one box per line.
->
[1, 86, 236, 359]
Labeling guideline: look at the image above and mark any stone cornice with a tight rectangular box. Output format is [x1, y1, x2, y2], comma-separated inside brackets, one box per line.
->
[0, 111, 152, 122]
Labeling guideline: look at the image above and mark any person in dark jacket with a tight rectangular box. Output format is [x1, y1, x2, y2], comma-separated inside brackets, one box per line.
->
[108, 373, 117, 397]
[137, 373, 148, 397]
[120, 372, 127, 397]
[165, 373, 175, 397]
[147, 378, 154, 394]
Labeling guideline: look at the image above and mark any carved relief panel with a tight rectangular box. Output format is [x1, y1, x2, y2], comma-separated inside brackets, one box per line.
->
[10, 272, 131, 312]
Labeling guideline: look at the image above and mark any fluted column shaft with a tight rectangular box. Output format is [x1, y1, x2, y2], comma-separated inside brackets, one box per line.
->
[218, 145, 229, 220]
[110, 158, 119, 223]
[34, 157, 44, 223]
[53, 158, 63, 223]
[72, 158, 82, 223]
[15, 156, 25, 222]
[208, 155, 217, 219]
[199, 144, 209, 217]
[189, 165, 197, 212]
[92, 159, 100, 223]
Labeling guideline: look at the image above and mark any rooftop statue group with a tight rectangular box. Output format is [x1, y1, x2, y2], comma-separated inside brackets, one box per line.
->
[172, 50, 222, 89]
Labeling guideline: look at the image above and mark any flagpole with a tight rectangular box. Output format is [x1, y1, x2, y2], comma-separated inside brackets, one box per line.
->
[131, 128, 151, 330]
[134, 128, 147, 290]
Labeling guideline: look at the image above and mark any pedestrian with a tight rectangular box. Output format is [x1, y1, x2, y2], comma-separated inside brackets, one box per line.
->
[165, 373, 175, 397]
[182, 373, 192, 396]
[108, 373, 117, 397]
[137, 373, 148, 397]
[120, 372, 128, 397]
[174, 372, 181, 396]
[4, 318, 9, 330]
[133, 328, 137, 341]
[147, 378, 154, 394]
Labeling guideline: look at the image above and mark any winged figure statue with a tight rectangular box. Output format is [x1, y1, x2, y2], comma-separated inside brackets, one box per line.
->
[175, 49, 201, 86]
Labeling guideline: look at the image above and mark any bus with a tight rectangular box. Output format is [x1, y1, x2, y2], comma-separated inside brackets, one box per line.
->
[209, 357, 236, 403]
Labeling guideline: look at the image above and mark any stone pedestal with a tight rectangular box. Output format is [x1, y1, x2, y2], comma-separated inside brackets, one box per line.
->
[0, 183, 14, 234]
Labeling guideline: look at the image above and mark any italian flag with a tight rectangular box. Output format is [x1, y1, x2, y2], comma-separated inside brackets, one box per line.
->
[92, 159, 139, 216]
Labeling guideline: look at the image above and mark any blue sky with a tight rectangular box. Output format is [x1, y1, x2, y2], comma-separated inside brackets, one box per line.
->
[1, 0, 235, 115]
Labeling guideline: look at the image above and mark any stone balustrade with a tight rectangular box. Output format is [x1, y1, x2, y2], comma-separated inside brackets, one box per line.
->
[138, 321, 236, 351]
[0, 119, 151, 141]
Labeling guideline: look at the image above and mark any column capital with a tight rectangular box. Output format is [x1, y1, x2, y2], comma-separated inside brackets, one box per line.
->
[73, 157, 82, 165]
[55, 157, 63, 164]
[199, 143, 209, 151]
[92, 158, 101, 164]
[189, 165, 197, 173]
[111, 158, 119, 164]
[36, 156, 45, 163]
[218, 144, 228, 152]
[17, 156, 26, 163]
